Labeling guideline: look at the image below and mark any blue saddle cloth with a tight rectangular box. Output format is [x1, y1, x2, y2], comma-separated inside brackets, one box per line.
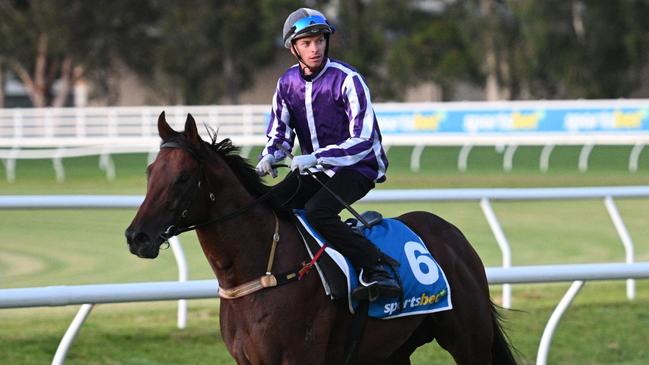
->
[294, 210, 452, 319]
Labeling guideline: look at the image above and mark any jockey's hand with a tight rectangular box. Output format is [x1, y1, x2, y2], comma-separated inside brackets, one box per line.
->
[291, 154, 317, 172]
[256, 154, 277, 178]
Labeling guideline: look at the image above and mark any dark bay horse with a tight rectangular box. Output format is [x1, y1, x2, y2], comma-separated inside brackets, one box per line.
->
[125, 112, 517, 365]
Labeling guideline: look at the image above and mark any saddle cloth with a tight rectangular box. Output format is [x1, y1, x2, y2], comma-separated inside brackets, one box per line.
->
[293, 210, 453, 319]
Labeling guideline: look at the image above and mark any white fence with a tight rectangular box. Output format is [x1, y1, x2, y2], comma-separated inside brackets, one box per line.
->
[2, 187, 648, 364]
[1, 263, 648, 365]
[0, 105, 266, 182]
[3, 185, 646, 308]
[2, 100, 649, 181]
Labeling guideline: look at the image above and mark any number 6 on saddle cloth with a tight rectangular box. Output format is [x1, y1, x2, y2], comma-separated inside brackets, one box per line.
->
[293, 209, 453, 319]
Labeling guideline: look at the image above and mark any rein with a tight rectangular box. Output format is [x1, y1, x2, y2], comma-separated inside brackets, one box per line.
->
[159, 140, 277, 240]
[163, 187, 276, 239]
[158, 139, 322, 299]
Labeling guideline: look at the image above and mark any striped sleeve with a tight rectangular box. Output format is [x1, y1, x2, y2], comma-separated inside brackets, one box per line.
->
[313, 74, 374, 166]
[261, 80, 294, 160]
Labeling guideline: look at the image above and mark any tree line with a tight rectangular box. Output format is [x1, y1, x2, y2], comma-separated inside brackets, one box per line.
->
[1, 0, 648, 107]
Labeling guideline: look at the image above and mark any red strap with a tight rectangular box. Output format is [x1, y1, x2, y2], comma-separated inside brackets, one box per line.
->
[298, 243, 328, 279]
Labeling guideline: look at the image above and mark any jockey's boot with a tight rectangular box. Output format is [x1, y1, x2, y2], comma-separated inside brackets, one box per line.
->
[352, 262, 402, 301]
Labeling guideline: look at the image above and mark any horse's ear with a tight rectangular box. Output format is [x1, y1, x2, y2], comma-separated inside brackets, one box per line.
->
[158, 111, 177, 141]
[184, 113, 200, 144]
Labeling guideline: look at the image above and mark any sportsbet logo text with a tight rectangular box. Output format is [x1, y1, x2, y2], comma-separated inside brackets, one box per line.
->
[384, 289, 447, 315]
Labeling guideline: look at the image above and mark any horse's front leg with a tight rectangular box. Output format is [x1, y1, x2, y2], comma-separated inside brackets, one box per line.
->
[221, 286, 337, 364]
[269, 292, 338, 364]
[220, 301, 278, 365]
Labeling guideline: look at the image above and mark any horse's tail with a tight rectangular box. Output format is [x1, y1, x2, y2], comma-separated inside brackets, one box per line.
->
[491, 301, 518, 364]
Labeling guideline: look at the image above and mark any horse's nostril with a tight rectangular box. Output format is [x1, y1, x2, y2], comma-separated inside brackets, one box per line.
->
[125, 228, 150, 246]
[134, 232, 150, 244]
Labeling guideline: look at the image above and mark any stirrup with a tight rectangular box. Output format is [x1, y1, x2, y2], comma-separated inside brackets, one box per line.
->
[351, 269, 384, 302]
[352, 286, 381, 302]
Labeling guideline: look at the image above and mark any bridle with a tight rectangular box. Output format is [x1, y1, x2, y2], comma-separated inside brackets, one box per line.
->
[157, 138, 321, 300]
[157, 139, 276, 242]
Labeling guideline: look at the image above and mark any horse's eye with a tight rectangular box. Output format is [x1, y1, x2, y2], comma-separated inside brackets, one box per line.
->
[175, 174, 191, 185]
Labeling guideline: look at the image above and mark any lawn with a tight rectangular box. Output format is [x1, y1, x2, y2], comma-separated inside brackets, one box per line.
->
[1, 145, 648, 364]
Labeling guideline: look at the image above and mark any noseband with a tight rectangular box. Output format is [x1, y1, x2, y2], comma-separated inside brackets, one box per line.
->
[158, 139, 274, 241]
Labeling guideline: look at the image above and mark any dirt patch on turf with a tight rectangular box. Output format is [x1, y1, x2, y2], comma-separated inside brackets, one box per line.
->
[0, 250, 47, 278]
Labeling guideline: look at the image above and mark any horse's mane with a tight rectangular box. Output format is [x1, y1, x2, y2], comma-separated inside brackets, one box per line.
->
[205, 136, 271, 199]
[165, 128, 290, 215]
[194, 131, 289, 216]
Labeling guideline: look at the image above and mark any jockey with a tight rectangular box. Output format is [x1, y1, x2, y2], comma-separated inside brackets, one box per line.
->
[256, 8, 401, 300]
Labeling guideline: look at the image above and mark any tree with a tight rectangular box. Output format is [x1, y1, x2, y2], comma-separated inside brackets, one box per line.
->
[333, 0, 386, 88]
[0, 0, 157, 107]
[3, 0, 648, 106]
[0, 56, 5, 107]
[486, 0, 649, 99]
[333, 0, 481, 101]
[559, 0, 649, 98]
[132, 0, 300, 105]
[383, 2, 483, 101]
[419, 0, 649, 100]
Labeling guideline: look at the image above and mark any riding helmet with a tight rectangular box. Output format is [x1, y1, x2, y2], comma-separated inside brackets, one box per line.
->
[282, 8, 334, 49]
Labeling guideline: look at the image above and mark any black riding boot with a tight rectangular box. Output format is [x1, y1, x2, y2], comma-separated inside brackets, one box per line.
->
[352, 261, 402, 301]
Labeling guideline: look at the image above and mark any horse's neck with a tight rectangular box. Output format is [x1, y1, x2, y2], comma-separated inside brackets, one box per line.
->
[196, 203, 278, 289]
[195, 156, 284, 289]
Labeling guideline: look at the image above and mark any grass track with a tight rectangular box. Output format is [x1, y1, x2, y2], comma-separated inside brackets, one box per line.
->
[1, 145, 649, 364]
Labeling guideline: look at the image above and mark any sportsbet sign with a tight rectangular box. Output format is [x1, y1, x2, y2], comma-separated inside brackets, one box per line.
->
[375, 100, 649, 135]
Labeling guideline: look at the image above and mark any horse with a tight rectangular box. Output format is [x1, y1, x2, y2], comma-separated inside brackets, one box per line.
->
[125, 112, 517, 365]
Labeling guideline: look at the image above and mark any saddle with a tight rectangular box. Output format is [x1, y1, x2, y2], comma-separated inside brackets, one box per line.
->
[346, 210, 384, 235]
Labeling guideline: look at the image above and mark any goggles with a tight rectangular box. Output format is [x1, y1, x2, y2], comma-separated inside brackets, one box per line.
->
[285, 15, 332, 42]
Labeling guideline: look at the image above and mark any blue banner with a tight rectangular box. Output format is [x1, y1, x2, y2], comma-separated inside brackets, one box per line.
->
[376, 105, 649, 135]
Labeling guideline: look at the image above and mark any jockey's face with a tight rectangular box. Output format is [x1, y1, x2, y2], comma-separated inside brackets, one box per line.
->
[291, 34, 326, 74]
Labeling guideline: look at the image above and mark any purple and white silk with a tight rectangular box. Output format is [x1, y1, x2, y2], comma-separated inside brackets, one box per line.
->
[261, 58, 388, 182]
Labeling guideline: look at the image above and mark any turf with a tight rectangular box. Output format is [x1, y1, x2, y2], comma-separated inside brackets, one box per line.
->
[1, 145, 649, 364]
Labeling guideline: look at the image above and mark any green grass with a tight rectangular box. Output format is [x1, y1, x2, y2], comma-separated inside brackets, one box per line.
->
[0, 302, 232, 365]
[1, 145, 649, 364]
[1, 286, 648, 364]
[2, 145, 649, 194]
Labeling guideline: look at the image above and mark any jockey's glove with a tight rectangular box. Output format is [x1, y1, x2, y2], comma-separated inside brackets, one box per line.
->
[291, 154, 317, 172]
[256, 154, 278, 178]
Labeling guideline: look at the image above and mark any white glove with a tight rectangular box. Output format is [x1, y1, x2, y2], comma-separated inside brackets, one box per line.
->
[291, 154, 318, 172]
[255, 154, 277, 178]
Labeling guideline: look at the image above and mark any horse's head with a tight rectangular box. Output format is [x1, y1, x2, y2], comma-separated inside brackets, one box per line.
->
[125, 111, 211, 258]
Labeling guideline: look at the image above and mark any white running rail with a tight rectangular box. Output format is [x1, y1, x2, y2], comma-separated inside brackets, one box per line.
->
[2, 185, 648, 307]
[3, 100, 649, 180]
[1, 263, 648, 365]
[2, 187, 648, 364]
